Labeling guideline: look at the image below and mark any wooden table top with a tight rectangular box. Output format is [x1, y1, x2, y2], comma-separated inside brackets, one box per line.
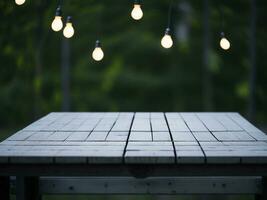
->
[0, 112, 267, 164]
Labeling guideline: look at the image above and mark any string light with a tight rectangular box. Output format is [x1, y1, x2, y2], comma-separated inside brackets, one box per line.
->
[15, 0, 25, 5]
[131, 0, 143, 20]
[63, 16, 75, 38]
[220, 32, 230, 50]
[92, 40, 104, 61]
[161, 28, 173, 48]
[51, 6, 63, 32]
[161, 0, 174, 49]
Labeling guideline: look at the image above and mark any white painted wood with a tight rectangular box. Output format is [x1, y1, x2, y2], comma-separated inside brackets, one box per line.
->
[212, 114, 243, 131]
[66, 132, 90, 141]
[129, 132, 152, 141]
[151, 118, 169, 132]
[196, 113, 226, 131]
[171, 131, 196, 141]
[131, 118, 151, 132]
[47, 131, 73, 141]
[1, 112, 267, 164]
[192, 132, 217, 141]
[180, 113, 208, 131]
[86, 132, 108, 141]
[228, 113, 262, 132]
[125, 150, 175, 164]
[126, 145, 173, 151]
[176, 151, 205, 164]
[212, 131, 255, 141]
[152, 132, 171, 141]
[27, 132, 54, 141]
[165, 117, 190, 132]
[7, 131, 35, 141]
[106, 132, 129, 141]
[111, 118, 133, 131]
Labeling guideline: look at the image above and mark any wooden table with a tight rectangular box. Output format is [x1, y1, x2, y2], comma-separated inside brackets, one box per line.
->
[0, 112, 267, 200]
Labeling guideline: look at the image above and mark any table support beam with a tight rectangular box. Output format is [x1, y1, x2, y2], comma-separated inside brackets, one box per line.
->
[255, 176, 267, 200]
[37, 177, 261, 195]
[16, 176, 41, 200]
[0, 176, 10, 200]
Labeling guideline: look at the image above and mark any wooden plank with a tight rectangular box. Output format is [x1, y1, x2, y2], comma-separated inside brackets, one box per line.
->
[192, 131, 217, 141]
[150, 118, 169, 132]
[55, 150, 124, 164]
[94, 117, 117, 131]
[180, 113, 208, 131]
[6, 131, 35, 141]
[134, 112, 150, 118]
[196, 113, 226, 131]
[246, 131, 267, 141]
[106, 132, 129, 141]
[228, 113, 262, 132]
[166, 118, 190, 132]
[127, 144, 173, 151]
[127, 141, 173, 146]
[76, 118, 100, 131]
[131, 118, 151, 132]
[150, 112, 165, 118]
[27, 132, 54, 141]
[171, 131, 196, 141]
[176, 151, 205, 164]
[0, 141, 126, 146]
[35, 177, 262, 195]
[212, 131, 255, 141]
[47, 131, 73, 141]
[111, 118, 133, 132]
[152, 132, 171, 141]
[125, 150, 175, 164]
[129, 132, 152, 141]
[66, 132, 90, 141]
[212, 113, 243, 131]
[86, 131, 108, 141]
[174, 141, 199, 146]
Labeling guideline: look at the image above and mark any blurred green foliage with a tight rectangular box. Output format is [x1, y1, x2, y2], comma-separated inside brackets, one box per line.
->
[0, 0, 267, 134]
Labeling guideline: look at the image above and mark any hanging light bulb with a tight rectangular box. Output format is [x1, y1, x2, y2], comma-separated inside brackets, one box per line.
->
[220, 32, 230, 50]
[63, 16, 75, 38]
[131, 0, 143, 20]
[15, 0, 25, 5]
[92, 40, 104, 61]
[51, 6, 63, 32]
[161, 28, 173, 49]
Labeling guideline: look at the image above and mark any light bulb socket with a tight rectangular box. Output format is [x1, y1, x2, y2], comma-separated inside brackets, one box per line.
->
[55, 6, 62, 17]
[134, 0, 141, 5]
[95, 40, 101, 48]
[220, 32, 225, 38]
[165, 28, 171, 35]
[66, 16, 72, 23]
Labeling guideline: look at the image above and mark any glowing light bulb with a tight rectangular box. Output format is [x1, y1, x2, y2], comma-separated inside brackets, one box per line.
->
[15, 0, 25, 5]
[51, 6, 63, 32]
[131, 1, 143, 20]
[219, 32, 230, 50]
[63, 16, 74, 38]
[220, 37, 230, 50]
[51, 16, 63, 32]
[161, 28, 173, 49]
[92, 40, 104, 61]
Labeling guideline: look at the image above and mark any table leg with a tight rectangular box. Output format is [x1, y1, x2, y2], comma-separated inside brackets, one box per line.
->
[0, 176, 10, 200]
[255, 176, 267, 200]
[16, 176, 41, 200]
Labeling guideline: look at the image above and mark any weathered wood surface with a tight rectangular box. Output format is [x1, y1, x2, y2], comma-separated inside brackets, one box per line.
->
[0, 112, 267, 164]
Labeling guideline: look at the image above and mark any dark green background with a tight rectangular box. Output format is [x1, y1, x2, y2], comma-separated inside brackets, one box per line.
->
[1, 0, 266, 199]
